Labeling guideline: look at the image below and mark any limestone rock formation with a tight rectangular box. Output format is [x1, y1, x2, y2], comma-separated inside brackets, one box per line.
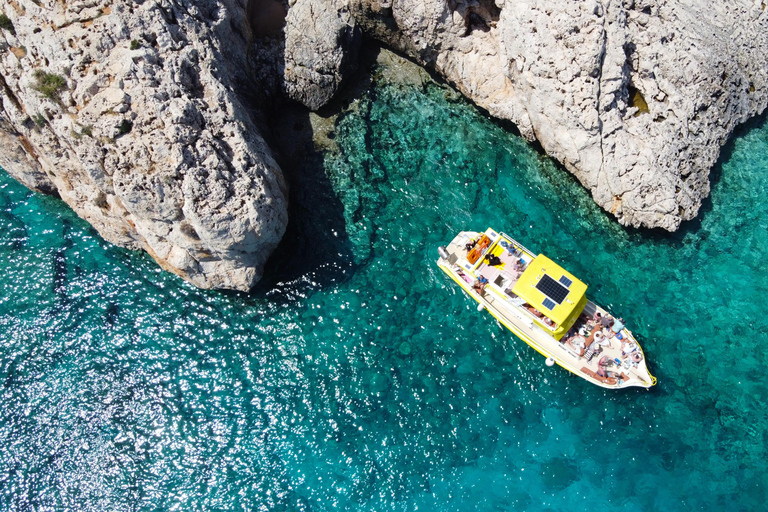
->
[284, 0, 361, 110]
[0, 0, 288, 291]
[2, 0, 767, 295]
[341, 0, 768, 231]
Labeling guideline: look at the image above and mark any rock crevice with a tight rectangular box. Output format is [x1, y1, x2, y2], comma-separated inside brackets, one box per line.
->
[2, 0, 768, 291]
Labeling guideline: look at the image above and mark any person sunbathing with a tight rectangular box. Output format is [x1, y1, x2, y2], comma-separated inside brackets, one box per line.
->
[472, 275, 489, 295]
[621, 340, 643, 364]
[597, 356, 627, 381]
[484, 253, 502, 266]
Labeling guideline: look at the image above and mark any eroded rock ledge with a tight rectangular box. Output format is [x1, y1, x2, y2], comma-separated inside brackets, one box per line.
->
[0, 0, 287, 291]
[2, 0, 768, 290]
[287, 0, 768, 231]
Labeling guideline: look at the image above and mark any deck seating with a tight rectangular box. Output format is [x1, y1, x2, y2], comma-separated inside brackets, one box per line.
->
[467, 235, 491, 264]
[580, 366, 628, 386]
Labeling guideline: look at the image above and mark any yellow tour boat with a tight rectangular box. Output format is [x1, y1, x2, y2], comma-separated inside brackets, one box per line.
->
[437, 228, 656, 389]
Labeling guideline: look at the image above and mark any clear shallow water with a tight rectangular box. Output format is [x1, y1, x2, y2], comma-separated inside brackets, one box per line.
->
[1, 66, 767, 511]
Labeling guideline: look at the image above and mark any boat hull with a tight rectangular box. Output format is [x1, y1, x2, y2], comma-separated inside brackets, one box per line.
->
[437, 229, 656, 389]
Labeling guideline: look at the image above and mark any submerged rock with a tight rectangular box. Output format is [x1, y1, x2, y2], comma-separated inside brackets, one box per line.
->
[0, 0, 287, 291]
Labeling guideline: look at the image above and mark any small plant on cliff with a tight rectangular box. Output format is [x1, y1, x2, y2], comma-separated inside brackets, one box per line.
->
[0, 14, 15, 35]
[628, 85, 650, 116]
[32, 70, 67, 100]
[130, 39, 140, 50]
[32, 113, 47, 127]
[118, 119, 133, 135]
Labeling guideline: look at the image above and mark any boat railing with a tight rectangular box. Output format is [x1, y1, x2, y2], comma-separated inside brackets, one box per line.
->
[498, 232, 535, 257]
[485, 285, 534, 328]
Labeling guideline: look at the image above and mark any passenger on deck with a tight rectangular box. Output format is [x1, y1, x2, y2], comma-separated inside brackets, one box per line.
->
[594, 312, 614, 330]
[610, 317, 625, 338]
[454, 266, 473, 284]
[597, 356, 626, 380]
[567, 335, 587, 357]
[584, 338, 604, 362]
[523, 303, 543, 318]
[472, 275, 489, 295]
[621, 339, 643, 364]
[621, 339, 638, 357]
[499, 240, 517, 256]
[586, 326, 611, 348]
[464, 237, 478, 252]
[484, 253, 503, 267]
[584, 326, 611, 362]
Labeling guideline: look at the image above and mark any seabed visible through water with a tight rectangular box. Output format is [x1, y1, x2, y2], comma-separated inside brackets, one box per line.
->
[1, 48, 767, 511]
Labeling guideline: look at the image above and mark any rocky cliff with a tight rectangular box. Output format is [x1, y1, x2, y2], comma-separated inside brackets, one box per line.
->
[0, 0, 287, 291]
[288, 0, 768, 231]
[2, 0, 768, 291]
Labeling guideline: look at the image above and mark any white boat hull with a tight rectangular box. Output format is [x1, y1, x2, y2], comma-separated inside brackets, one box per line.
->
[437, 230, 656, 389]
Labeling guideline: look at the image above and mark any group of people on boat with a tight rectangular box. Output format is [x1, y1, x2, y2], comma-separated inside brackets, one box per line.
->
[442, 230, 655, 388]
[462, 235, 528, 298]
[562, 311, 642, 370]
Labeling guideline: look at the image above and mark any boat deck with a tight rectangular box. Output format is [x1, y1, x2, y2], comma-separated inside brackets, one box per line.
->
[439, 231, 655, 389]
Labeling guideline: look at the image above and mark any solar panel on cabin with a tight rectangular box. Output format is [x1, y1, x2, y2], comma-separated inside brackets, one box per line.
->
[559, 275, 573, 288]
[542, 297, 556, 310]
[535, 274, 570, 304]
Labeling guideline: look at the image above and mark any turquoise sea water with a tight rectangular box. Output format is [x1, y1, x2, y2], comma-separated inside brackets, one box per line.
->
[2, 64, 767, 511]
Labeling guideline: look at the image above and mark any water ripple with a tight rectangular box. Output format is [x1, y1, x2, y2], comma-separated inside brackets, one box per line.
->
[1, 69, 768, 510]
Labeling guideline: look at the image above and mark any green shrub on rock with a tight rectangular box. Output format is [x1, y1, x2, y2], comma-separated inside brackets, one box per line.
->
[33, 70, 67, 100]
[118, 119, 133, 135]
[0, 14, 15, 35]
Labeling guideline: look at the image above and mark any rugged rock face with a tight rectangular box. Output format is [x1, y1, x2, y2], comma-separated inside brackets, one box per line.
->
[337, 0, 768, 231]
[2, 0, 767, 292]
[0, 0, 288, 291]
[283, 0, 361, 110]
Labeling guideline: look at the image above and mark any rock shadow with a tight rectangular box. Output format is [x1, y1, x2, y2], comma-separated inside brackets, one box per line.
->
[246, 0, 287, 38]
[255, 100, 358, 300]
[250, 42, 393, 300]
[672, 107, 768, 241]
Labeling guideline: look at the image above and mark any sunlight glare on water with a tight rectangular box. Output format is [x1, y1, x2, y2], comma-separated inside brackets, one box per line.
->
[1, 59, 767, 511]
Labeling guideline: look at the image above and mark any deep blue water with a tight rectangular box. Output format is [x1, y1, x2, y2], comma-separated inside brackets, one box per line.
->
[1, 64, 767, 511]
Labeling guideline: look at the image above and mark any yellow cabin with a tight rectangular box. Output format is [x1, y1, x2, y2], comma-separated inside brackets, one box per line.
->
[512, 255, 588, 340]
